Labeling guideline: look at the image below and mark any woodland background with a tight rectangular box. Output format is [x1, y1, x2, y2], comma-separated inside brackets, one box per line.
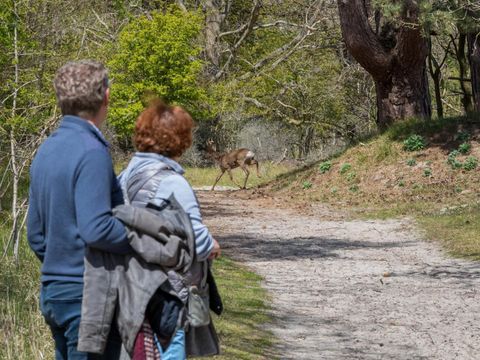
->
[1, 1, 480, 358]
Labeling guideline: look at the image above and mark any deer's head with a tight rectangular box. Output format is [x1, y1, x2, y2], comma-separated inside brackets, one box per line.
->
[206, 139, 217, 154]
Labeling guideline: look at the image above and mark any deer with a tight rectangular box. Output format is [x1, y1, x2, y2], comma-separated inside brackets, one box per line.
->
[206, 140, 261, 191]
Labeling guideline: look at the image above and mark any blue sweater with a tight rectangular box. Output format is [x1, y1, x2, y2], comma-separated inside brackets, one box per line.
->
[118, 153, 214, 261]
[27, 116, 130, 283]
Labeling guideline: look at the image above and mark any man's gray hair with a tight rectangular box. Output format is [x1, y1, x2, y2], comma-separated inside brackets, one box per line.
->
[53, 60, 109, 118]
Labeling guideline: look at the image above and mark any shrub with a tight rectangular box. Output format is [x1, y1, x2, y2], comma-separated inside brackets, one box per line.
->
[406, 158, 416, 166]
[463, 157, 478, 171]
[403, 134, 426, 151]
[458, 142, 471, 154]
[423, 168, 432, 177]
[339, 163, 351, 174]
[455, 131, 470, 143]
[398, 180, 405, 187]
[319, 161, 332, 174]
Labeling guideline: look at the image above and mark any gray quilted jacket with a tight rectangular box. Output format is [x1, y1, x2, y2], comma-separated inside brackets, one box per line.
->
[78, 194, 195, 355]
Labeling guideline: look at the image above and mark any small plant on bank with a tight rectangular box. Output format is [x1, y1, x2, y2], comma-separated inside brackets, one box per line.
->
[447, 150, 462, 170]
[406, 158, 416, 166]
[423, 168, 432, 177]
[463, 156, 478, 171]
[398, 180, 405, 187]
[349, 184, 359, 193]
[412, 183, 423, 190]
[319, 161, 332, 174]
[403, 134, 426, 152]
[346, 171, 357, 182]
[458, 142, 471, 154]
[302, 180, 313, 189]
[340, 163, 352, 174]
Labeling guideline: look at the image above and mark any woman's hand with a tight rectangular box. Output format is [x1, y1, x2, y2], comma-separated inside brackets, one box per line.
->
[208, 238, 221, 260]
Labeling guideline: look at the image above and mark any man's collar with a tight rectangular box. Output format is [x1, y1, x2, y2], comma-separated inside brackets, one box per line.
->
[61, 115, 109, 147]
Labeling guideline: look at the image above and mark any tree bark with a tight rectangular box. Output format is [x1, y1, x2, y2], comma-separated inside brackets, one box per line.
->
[467, 33, 480, 112]
[337, 0, 431, 129]
[203, 0, 225, 72]
[452, 34, 474, 113]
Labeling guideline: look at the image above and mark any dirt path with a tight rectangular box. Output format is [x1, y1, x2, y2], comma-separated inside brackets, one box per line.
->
[198, 190, 480, 360]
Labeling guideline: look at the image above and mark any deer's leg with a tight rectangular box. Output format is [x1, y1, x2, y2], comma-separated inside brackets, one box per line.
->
[252, 159, 261, 177]
[227, 168, 242, 188]
[241, 165, 250, 189]
[212, 170, 225, 191]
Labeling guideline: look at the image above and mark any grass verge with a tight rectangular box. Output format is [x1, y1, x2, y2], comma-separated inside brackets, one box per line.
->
[0, 231, 52, 360]
[207, 257, 275, 360]
[184, 162, 289, 189]
[418, 205, 480, 260]
[0, 228, 275, 359]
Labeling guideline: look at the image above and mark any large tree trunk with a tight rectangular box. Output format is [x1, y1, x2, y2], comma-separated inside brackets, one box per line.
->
[337, 0, 431, 129]
[467, 33, 480, 112]
[203, 0, 225, 72]
[375, 69, 431, 128]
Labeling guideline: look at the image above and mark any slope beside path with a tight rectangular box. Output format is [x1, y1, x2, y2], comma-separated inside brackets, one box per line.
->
[199, 190, 480, 360]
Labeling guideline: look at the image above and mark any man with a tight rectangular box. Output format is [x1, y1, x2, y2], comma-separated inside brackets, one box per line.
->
[27, 60, 130, 359]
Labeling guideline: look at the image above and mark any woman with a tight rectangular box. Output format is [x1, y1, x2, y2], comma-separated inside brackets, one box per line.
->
[119, 100, 221, 359]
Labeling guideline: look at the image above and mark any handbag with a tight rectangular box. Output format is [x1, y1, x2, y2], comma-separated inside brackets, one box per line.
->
[187, 262, 211, 327]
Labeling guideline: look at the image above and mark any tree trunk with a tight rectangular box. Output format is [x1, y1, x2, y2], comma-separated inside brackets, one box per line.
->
[430, 71, 443, 118]
[203, 0, 224, 72]
[375, 68, 431, 128]
[427, 35, 451, 118]
[467, 33, 480, 112]
[337, 0, 431, 129]
[453, 34, 474, 113]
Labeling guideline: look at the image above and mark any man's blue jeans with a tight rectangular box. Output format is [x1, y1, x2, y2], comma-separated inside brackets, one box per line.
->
[40, 281, 122, 360]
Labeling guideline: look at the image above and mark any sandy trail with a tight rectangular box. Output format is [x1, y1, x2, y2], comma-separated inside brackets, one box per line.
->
[198, 190, 480, 360]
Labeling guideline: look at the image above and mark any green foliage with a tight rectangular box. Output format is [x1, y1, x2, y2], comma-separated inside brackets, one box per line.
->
[406, 158, 416, 166]
[319, 161, 332, 174]
[339, 163, 352, 174]
[108, 7, 206, 139]
[398, 180, 405, 187]
[423, 168, 432, 177]
[455, 131, 470, 143]
[403, 134, 426, 152]
[463, 156, 478, 171]
[447, 150, 460, 167]
[458, 142, 471, 155]
[302, 180, 313, 189]
[345, 171, 357, 182]
[349, 184, 359, 193]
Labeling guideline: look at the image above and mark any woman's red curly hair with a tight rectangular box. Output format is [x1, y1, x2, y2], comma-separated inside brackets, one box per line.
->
[134, 100, 194, 158]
